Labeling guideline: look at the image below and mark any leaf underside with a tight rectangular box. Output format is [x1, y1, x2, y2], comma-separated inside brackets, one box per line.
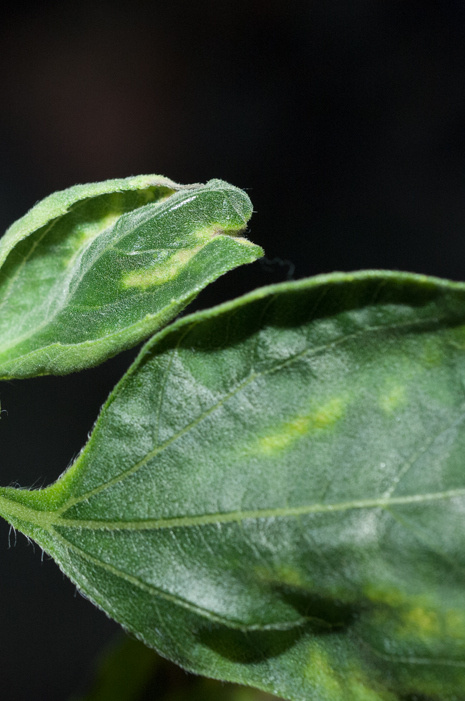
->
[2, 270, 465, 700]
[0, 176, 261, 378]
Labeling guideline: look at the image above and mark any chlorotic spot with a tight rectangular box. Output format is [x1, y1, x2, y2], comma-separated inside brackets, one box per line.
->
[446, 609, 465, 639]
[193, 222, 227, 241]
[307, 646, 394, 700]
[363, 584, 405, 608]
[402, 606, 439, 636]
[193, 222, 254, 247]
[347, 676, 394, 701]
[258, 397, 346, 455]
[255, 564, 306, 588]
[306, 648, 343, 695]
[379, 384, 406, 414]
[122, 248, 201, 289]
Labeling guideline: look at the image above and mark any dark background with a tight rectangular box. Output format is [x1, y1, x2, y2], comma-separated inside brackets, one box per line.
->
[1, 2, 465, 698]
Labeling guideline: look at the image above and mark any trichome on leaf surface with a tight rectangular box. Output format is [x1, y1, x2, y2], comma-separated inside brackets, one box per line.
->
[0, 174, 464, 701]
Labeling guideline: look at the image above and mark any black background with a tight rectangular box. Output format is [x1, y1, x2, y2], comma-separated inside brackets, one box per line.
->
[1, 2, 465, 698]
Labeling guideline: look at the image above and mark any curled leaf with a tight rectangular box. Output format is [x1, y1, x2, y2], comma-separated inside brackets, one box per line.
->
[0, 175, 261, 378]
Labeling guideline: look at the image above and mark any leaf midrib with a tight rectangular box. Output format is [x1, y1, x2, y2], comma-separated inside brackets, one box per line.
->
[1, 486, 464, 534]
[51, 487, 465, 528]
[0, 308, 461, 530]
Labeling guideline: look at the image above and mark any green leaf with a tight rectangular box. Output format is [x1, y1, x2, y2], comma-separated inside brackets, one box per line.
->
[2, 270, 465, 700]
[0, 175, 261, 378]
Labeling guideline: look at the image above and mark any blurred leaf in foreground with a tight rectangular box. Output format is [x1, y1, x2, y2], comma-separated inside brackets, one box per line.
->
[71, 635, 280, 701]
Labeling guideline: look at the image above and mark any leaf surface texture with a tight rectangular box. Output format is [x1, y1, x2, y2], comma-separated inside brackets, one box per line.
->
[2, 271, 465, 700]
[0, 175, 260, 377]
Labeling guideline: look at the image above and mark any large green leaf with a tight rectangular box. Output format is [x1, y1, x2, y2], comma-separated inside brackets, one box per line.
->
[0, 175, 260, 378]
[2, 270, 465, 700]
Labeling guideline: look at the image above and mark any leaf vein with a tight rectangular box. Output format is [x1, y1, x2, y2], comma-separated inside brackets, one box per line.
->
[58, 311, 460, 513]
[56, 488, 465, 531]
[49, 527, 306, 632]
